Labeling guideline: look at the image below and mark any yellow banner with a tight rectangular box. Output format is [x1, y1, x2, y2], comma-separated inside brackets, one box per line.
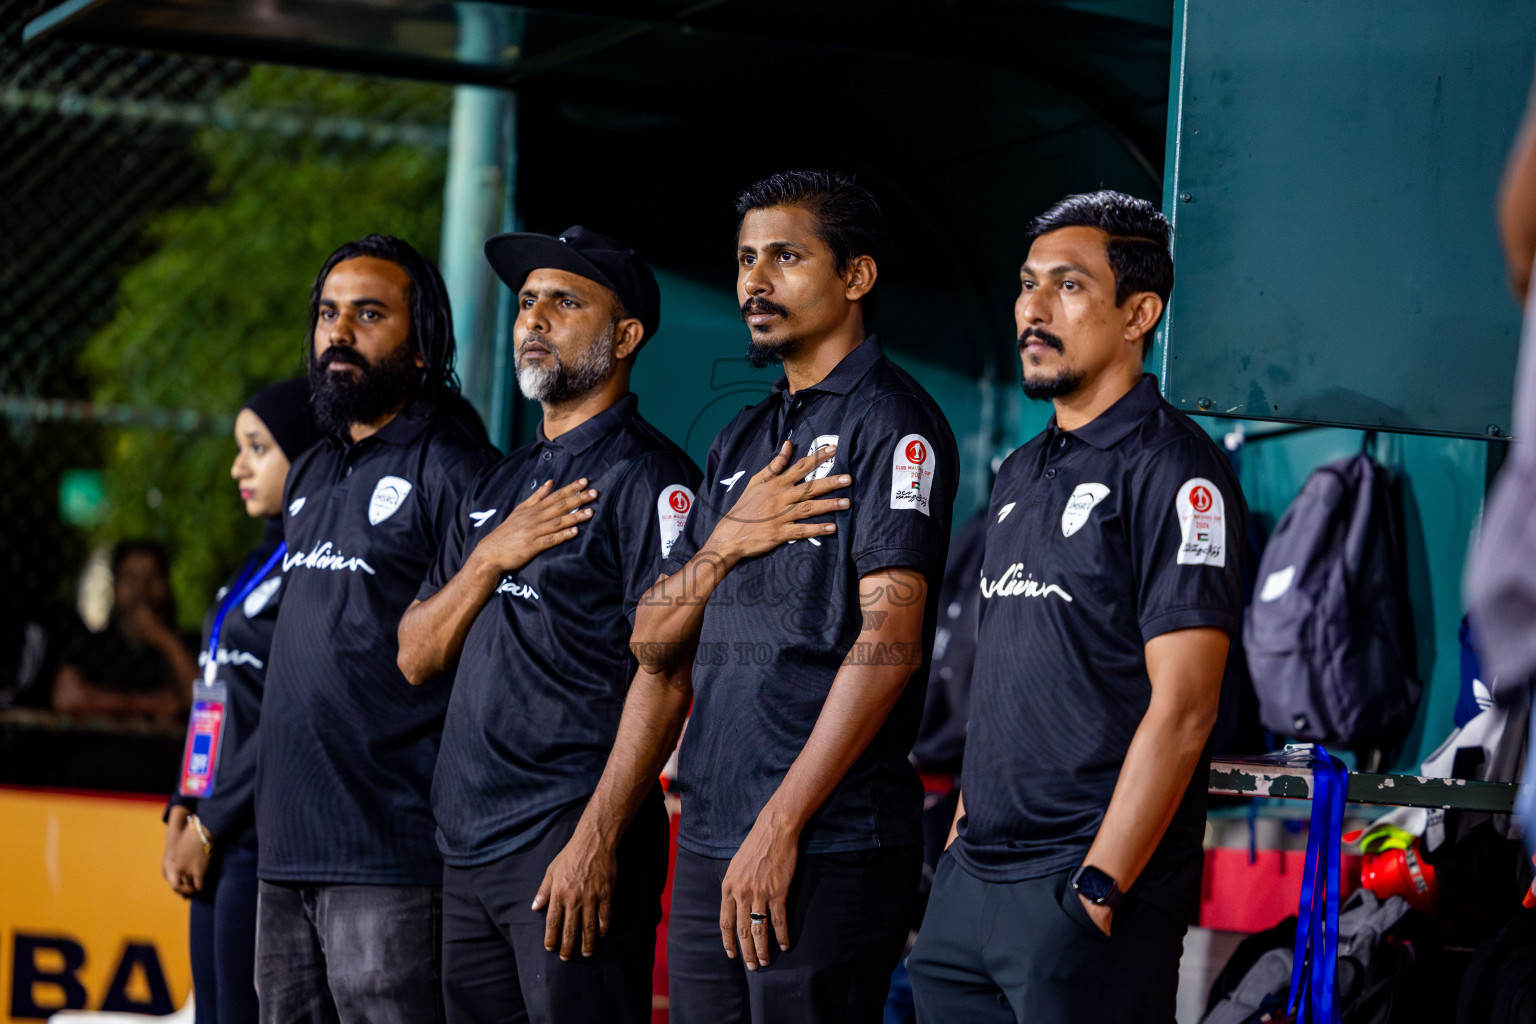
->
[0, 787, 192, 1020]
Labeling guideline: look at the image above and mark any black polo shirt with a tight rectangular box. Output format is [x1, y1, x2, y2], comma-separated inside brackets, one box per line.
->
[422, 394, 701, 867]
[257, 403, 496, 885]
[951, 375, 1246, 921]
[663, 336, 958, 858]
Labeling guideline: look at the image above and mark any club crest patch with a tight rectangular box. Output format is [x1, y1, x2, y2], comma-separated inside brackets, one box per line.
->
[803, 434, 840, 482]
[1061, 483, 1111, 538]
[657, 484, 694, 558]
[243, 577, 281, 618]
[1175, 477, 1226, 566]
[368, 476, 413, 525]
[890, 434, 935, 516]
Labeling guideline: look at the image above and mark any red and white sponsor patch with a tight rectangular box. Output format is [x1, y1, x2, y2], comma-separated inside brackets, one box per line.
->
[889, 433, 935, 516]
[1175, 477, 1226, 567]
[657, 484, 694, 558]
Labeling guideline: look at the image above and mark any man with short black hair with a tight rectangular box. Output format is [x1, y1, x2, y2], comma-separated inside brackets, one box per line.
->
[907, 191, 1247, 1022]
[397, 226, 699, 1024]
[537, 171, 958, 1024]
[254, 234, 497, 1024]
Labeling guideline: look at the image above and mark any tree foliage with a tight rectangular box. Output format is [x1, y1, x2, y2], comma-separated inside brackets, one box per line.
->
[80, 66, 451, 626]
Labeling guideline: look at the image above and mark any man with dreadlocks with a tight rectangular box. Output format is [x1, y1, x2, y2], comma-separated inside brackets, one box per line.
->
[253, 235, 497, 1024]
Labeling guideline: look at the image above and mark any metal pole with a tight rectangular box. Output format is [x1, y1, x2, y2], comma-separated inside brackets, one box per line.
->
[440, 3, 514, 424]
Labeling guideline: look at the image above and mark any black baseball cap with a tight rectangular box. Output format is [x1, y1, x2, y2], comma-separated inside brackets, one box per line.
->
[484, 225, 661, 342]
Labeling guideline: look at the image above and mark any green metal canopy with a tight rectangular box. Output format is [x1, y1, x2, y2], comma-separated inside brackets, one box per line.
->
[24, 0, 1175, 390]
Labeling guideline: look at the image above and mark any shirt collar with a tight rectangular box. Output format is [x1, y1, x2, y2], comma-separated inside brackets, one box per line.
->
[324, 404, 434, 451]
[1055, 374, 1164, 451]
[533, 392, 639, 455]
[769, 335, 884, 400]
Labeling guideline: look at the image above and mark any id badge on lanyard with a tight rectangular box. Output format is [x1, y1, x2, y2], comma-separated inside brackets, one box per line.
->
[179, 677, 229, 798]
[177, 543, 284, 799]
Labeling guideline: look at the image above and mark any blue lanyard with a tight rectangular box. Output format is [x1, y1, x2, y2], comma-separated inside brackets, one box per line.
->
[1286, 745, 1346, 1024]
[203, 543, 286, 686]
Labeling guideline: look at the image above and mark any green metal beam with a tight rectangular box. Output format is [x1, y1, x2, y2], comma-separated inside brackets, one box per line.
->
[1209, 757, 1519, 814]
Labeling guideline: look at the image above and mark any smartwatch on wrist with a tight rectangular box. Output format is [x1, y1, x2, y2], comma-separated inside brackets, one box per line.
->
[1070, 864, 1123, 910]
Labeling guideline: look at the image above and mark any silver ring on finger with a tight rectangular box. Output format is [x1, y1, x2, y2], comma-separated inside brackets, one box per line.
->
[749, 912, 769, 923]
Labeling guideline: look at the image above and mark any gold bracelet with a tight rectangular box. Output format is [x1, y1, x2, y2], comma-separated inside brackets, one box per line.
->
[188, 815, 213, 855]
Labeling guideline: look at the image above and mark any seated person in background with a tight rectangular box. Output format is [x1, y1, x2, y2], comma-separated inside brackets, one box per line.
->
[53, 540, 198, 718]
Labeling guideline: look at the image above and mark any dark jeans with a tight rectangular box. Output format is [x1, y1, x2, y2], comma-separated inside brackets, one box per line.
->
[668, 844, 922, 1024]
[254, 881, 443, 1024]
[907, 855, 1187, 1023]
[441, 791, 669, 1024]
[190, 831, 259, 1024]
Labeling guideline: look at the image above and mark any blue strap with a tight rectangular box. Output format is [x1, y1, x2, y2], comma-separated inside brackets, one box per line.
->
[203, 543, 285, 684]
[1286, 745, 1345, 1024]
[1319, 751, 1346, 1021]
[1286, 752, 1324, 1020]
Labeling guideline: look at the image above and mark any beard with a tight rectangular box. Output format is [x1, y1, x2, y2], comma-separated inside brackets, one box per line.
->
[1017, 327, 1084, 400]
[741, 296, 799, 369]
[309, 342, 421, 437]
[516, 322, 617, 404]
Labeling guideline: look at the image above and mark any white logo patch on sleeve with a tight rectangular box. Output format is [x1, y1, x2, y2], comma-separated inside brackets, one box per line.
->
[1175, 477, 1226, 566]
[1061, 483, 1111, 537]
[1259, 565, 1296, 602]
[243, 576, 282, 618]
[368, 476, 413, 525]
[288, 496, 306, 517]
[657, 484, 694, 558]
[997, 501, 1016, 523]
[803, 434, 840, 482]
[889, 434, 935, 515]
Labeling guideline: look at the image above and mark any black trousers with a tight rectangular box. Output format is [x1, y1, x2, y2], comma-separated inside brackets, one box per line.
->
[190, 830, 259, 1024]
[667, 844, 922, 1024]
[907, 854, 1187, 1024]
[441, 791, 669, 1024]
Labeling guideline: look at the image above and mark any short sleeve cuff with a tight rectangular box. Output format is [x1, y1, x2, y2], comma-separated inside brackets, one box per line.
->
[1139, 607, 1242, 644]
[659, 556, 688, 578]
[854, 547, 938, 582]
[415, 579, 443, 604]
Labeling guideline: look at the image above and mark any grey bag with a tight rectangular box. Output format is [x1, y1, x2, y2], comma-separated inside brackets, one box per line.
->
[1244, 452, 1420, 750]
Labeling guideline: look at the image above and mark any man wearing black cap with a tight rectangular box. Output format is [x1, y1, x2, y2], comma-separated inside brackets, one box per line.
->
[254, 235, 497, 1024]
[397, 226, 700, 1024]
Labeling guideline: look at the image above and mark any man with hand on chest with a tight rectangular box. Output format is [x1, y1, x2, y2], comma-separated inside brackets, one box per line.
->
[397, 226, 699, 1024]
[907, 191, 1248, 1023]
[532, 170, 958, 1024]
[254, 235, 497, 1024]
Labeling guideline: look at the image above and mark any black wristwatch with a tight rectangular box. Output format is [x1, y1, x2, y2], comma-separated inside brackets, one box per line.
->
[1070, 864, 1124, 910]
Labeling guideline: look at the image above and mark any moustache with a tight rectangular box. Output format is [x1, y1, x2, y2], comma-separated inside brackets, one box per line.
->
[319, 347, 370, 371]
[741, 297, 791, 321]
[1017, 328, 1064, 353]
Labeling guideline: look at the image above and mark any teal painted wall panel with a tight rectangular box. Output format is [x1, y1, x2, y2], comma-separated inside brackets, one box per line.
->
[1163, 0, 1531, 438]
[1200, 418, 1490, 771]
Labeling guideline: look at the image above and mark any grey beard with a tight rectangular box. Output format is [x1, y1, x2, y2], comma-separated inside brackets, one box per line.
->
[517, 322, 617, 403]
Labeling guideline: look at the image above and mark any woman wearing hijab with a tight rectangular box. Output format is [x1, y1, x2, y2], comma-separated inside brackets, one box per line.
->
[161, 378, 316, 1023]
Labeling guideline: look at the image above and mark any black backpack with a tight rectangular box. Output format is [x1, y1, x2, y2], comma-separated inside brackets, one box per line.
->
[1243, 451, 1420, 751]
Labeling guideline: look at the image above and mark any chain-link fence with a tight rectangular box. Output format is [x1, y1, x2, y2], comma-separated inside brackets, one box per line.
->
[2, 0, 455, 721]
